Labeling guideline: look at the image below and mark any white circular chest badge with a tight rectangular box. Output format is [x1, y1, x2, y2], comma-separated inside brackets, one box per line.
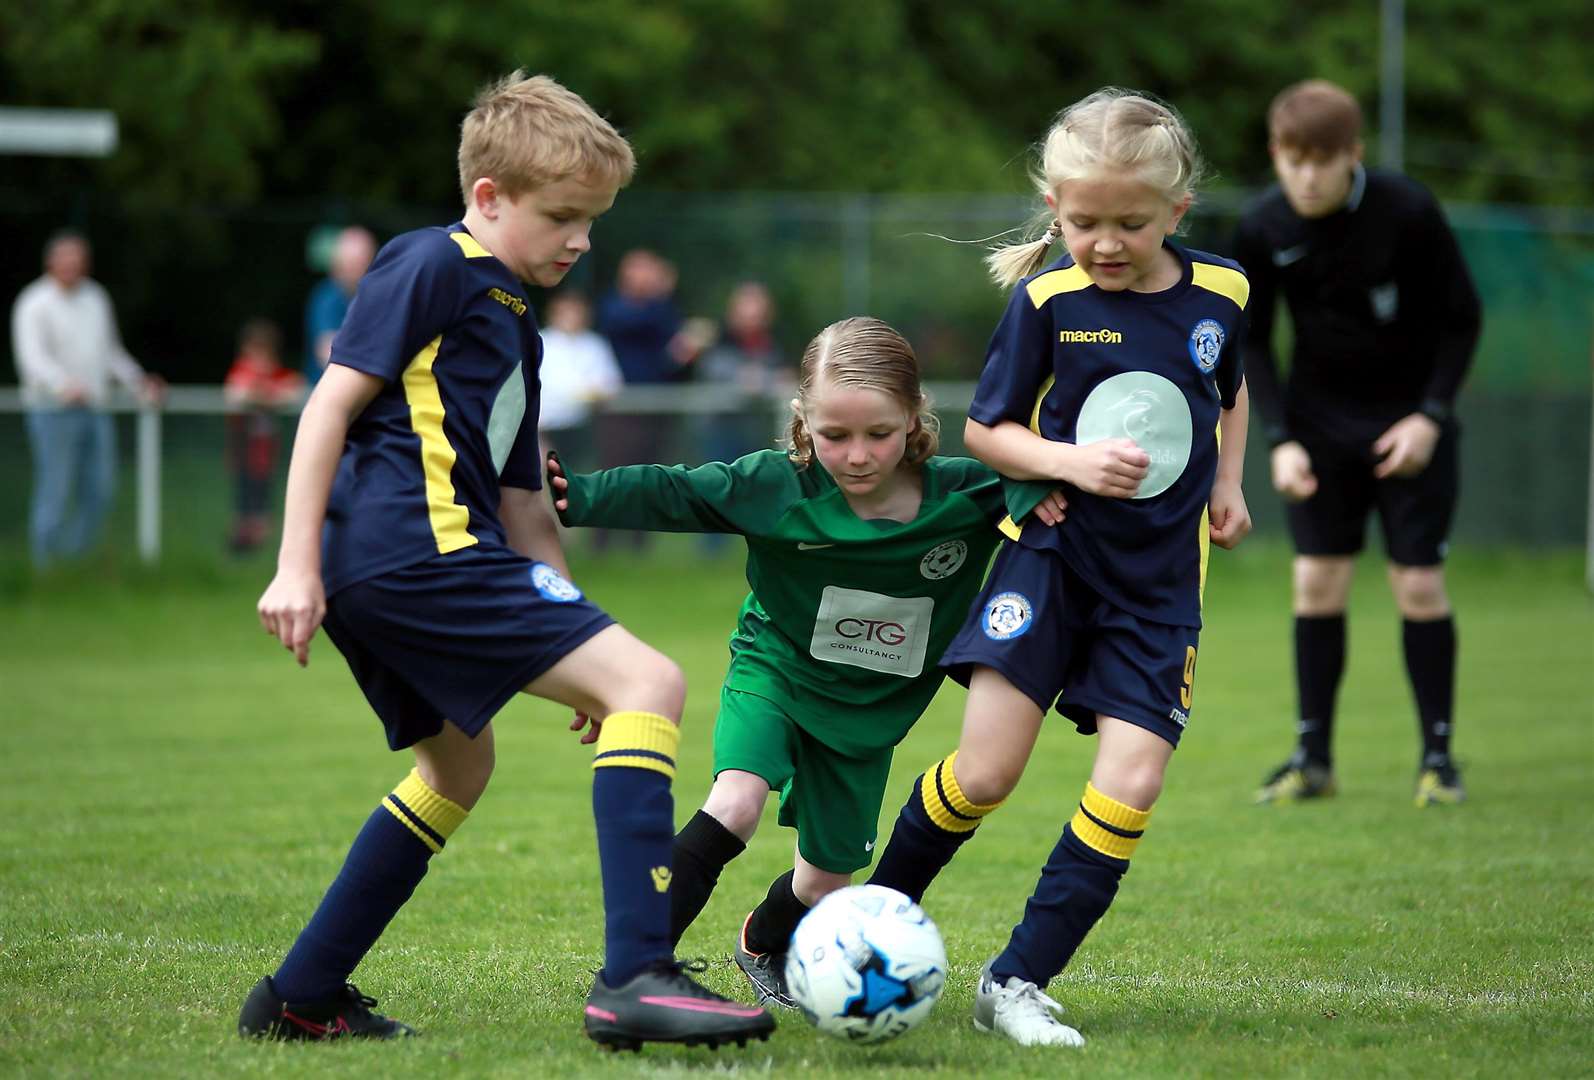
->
[530, 562, 582, 603]
[919, 540, 969, 580]
[1075, 371, 1192, 500]
[983, 591, 1033, 640]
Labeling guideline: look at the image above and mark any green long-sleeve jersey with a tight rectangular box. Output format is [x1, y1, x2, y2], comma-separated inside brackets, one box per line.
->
[559, 450, 1008, 756]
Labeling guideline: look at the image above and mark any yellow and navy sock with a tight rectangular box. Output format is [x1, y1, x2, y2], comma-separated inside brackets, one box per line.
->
[744, 869, 809, 955]
[867, 752, 1004, 902]
[1402, 616, 1456, 762]
[591, 711, 679, 987]
[669, 810, 746, 946]
[273, 768, 467, 1002]
[992, 781, 1151, 987]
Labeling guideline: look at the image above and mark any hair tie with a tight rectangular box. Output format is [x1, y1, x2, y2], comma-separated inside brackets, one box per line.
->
[1042, 221, 1060, 245]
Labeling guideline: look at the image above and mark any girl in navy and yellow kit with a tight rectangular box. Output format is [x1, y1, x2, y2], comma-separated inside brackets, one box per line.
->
[867, 87, 1253, 1048]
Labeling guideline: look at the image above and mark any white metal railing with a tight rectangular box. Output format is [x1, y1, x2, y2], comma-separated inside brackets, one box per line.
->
[0, 382, 979, 564]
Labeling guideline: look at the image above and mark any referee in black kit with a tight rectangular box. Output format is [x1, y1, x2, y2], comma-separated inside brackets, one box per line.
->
[1234, 79, 1481, 808]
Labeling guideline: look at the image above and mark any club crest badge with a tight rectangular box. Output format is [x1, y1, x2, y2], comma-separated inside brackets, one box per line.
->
[530, 562, 582, 603]
[982, 591, 1033, 641]
[1188, 318, 1224, 374]
[920, 540, 969, 580]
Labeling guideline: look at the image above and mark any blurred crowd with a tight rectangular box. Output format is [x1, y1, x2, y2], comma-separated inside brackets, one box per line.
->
[10, 223, 795, 565]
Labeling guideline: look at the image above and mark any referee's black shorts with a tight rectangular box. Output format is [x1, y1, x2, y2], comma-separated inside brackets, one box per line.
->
[1285, 422, 1459, 566]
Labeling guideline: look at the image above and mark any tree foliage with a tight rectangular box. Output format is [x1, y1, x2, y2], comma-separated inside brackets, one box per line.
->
[3, 0, 1590, 207]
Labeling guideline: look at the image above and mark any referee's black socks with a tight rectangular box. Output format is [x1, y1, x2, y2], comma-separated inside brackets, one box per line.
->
[1295, 614, 1347, 765]
[1403, 615, 1457, 763]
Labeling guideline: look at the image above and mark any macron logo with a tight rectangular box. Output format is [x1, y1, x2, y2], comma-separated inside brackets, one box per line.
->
[650, 866, 672, 893]
[1059, 328, 1122, 344]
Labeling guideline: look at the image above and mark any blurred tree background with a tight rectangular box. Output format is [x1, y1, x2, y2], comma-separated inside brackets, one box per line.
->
[1, 0, 1591, 381]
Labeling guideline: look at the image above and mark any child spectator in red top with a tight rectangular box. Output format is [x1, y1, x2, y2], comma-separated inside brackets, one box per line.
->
[224, 318, 305, 553]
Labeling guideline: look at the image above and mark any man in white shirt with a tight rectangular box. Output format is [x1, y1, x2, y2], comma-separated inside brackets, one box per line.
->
[11, 231, 161, 567]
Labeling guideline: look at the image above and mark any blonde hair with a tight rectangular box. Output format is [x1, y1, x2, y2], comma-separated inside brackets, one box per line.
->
[785, 317, 939, 470]
[987, 87, 1206, 288]
[457, 71, 636, 204]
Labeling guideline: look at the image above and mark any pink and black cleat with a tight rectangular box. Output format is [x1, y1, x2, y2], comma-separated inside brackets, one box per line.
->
[238, 976, 416, 1040]
[583, 960, 776, 1051]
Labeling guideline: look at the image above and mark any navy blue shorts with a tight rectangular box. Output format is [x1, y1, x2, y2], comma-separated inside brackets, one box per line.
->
[322, 545, 614, 750]
[940, 542, 1200, 748]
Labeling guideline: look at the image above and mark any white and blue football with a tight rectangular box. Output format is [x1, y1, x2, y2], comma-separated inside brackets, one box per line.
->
[784, 884, 947, 1043]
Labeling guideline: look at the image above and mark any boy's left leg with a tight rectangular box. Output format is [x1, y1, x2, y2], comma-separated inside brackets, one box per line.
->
[241, 722, 486, 1040]
[528, 625, 775, 1049]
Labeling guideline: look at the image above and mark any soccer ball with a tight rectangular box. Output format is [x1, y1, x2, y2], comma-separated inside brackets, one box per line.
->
[784, 884, 947, 1044]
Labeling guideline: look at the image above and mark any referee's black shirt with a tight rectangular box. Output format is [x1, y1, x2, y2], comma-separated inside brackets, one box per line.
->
[1233, 166, 1481, 447]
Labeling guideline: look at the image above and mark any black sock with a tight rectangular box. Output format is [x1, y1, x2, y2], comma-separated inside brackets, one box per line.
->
[1295, 614, 1346, 766]
[743, 870, 808, 956]
[1402, 616, 1456, 764]
[669, 810, 746, 946]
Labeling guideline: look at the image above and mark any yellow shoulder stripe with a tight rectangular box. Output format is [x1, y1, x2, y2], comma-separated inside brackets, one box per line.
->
[1025, 264, 1093, 308]
[1191, 262, 1249, 310]
[449, 232, 493, 259]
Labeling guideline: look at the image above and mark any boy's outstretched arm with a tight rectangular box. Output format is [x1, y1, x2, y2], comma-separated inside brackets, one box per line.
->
[257, 365, 383, 666]
[964, 416, 1149, 499]
[1208, 379, 1252, 549]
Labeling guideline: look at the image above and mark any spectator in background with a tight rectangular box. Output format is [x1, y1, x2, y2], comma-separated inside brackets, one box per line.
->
[597, 249, 690, 388]
[303, 225, 377, 387]
[538, 290, 622, 473]
[695, 282, 791, 555]
[11, 230, 163, 569]
[698, 281, 791, 463]
[224, 318, 304, 554]
[594, 249, 703, 551]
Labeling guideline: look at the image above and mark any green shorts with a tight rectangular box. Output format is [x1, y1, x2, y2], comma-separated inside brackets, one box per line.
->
[712, 687, 894, 875]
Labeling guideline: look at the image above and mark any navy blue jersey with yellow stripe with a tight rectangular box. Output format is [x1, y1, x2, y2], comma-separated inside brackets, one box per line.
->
[972, 242, 1247, 626]
[321, 224, 543, 596]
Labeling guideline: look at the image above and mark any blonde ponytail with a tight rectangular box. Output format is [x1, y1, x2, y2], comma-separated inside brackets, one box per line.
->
[986, 220, 1061, 289]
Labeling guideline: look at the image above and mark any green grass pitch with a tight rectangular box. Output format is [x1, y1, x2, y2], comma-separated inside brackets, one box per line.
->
[1, 541, 1590, 1077]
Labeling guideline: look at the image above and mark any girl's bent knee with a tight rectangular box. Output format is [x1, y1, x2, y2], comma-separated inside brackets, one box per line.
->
[953, 755, 1020, 806]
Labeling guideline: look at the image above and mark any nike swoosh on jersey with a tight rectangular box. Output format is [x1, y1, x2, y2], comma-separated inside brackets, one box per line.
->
[796, 542, 836, 550]
[1272, 244, 1308, 266]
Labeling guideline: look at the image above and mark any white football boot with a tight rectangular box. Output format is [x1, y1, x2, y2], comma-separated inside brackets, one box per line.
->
[971, 958, 1085, 1047]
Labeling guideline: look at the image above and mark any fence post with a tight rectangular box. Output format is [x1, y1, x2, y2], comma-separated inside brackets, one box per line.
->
[137, 404, 161, 564]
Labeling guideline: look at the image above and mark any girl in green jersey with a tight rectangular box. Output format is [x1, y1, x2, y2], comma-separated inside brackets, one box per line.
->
[547, 316, 1065, 1007]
